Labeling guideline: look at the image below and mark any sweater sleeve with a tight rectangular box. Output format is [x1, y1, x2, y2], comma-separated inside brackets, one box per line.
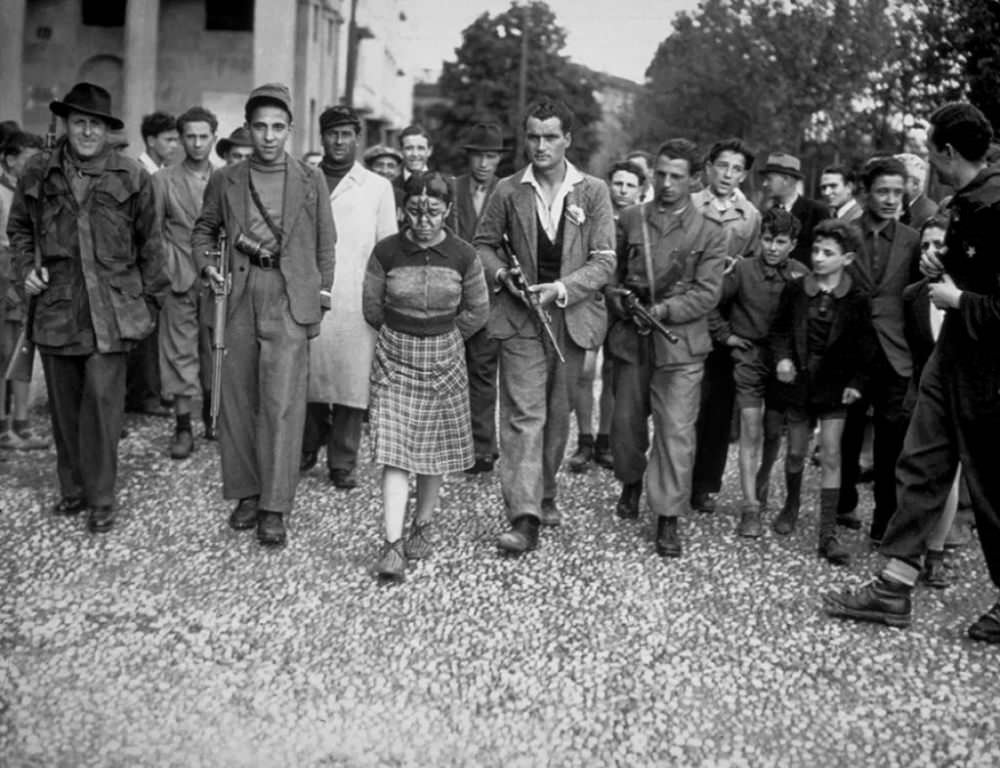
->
[362, 245, 387, 330]
[455, 250, 489, 339]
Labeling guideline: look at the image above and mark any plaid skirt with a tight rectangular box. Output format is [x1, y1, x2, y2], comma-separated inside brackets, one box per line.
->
[369, 325, 474, 474]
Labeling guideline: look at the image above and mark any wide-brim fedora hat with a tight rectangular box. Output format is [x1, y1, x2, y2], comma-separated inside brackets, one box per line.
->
[216, 126, 253, 159]
[50, 82, 124, 130]
[462, 122, 505, 153]
[759, 152, 803, 179]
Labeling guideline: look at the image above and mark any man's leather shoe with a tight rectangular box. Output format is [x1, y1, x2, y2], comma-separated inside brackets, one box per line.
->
[818, 534, 851, 566]
[655, 516, 682, 558]
[300, 450, 318, 472]
[567, 438, 593, 473]
[968, 600, 1000, 643]
[257, 511, 286, 546]
[497, 515, 539, 553]
[87, 505, 114, 533]
[691, 492, 716, 514]
[616, 482, 641, 519]
[52, 497, 86, 516]
[170, 429, 194, 459]
[539, 498, 561, 527]
[465, 456, 495, 475]
[823, 577, 912, 627]
[330, 469, 358, 489]
[229, 496, 259, 531]
[921, 551, 951, 589]
[736, 502, 763, 538]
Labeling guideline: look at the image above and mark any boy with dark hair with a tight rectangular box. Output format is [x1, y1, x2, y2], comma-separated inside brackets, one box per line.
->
[138, 111, 178, 173]
[767, 219, 874, 563]
[712, 208, 808, 536]
[837, 156, 920, 541]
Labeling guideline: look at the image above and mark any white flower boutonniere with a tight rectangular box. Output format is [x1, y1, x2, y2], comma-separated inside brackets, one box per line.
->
[566, 203, 586, 226]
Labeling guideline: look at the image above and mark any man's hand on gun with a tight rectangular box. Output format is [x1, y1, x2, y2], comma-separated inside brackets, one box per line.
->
[607, 286, 679, 344]
[203, 264, 226, 292]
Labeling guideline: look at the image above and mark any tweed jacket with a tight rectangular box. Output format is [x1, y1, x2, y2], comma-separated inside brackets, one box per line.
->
[191, 154, 336, 337]
[608, 200, 728, 366]
[474, 164, 616, 350]
[8, 142, 167, 353]
[154, 162, 213, 294]
[849, 215, 921, 378]
[691, 187, 761, 259]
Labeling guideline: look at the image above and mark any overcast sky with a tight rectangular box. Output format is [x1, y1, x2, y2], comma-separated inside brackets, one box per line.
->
[401, 0, 700, 84]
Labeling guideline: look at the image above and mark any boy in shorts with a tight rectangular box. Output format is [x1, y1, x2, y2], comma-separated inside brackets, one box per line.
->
[712, 208, 808, 536]
[766, 219, 876, 564]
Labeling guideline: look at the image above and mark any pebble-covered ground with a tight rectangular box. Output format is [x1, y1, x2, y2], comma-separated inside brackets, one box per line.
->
[2, 410, 999, 768]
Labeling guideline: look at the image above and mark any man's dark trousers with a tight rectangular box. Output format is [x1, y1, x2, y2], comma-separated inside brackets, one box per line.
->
[466, 326, 499, 460]
[42, 352, 127, 508]
[302, 402, 364, 473]
[840, 348, 911, 537]
[880, 348, 1000, 585]
[691, 344, 734, 500]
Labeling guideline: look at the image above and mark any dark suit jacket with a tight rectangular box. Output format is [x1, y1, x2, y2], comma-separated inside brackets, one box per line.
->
[451, 174, 498, 243]
[849, 215, 921, 378]
[769, 272, 876, 410]
[474, 164, 617, 350]
[789, 195, 829, 267]
[902, 194, 939, 231]
[192, 154, 336, 336]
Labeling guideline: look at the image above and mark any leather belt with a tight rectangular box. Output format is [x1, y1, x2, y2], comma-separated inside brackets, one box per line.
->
[248, 250, 280, 269]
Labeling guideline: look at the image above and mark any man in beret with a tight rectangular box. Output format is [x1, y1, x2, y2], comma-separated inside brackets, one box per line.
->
[301, 105, 396, 489]
[453, 122, 504, 474]
[8, 82, 167, 532]
[192, 83, 336, 546]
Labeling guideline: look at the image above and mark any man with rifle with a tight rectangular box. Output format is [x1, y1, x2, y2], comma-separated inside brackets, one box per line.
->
[474, 98, 616, 554]
[7, 83, 167, 533]
[606, 138, 728, 558]
[191, 84, 335, 547]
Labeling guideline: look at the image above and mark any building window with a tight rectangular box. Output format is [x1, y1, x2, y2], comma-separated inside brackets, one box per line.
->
[82, 0, 126, 27]
[205, 0, 254, 31]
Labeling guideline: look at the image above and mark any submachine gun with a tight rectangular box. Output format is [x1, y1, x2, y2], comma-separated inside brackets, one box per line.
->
[607, 286, 680, 344]
[205, 232, 229, 434]
[499, 238, 565, 363]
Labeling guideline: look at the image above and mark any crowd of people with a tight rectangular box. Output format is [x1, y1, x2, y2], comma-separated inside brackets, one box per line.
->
[1, 79, 998, 644]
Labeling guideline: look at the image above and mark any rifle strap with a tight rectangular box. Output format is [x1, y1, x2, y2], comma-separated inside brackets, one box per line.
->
[247, 170, 284, 248]
[640, 203, 656, 305]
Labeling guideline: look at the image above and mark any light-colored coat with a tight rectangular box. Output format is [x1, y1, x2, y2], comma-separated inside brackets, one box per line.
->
[308, 162, 397, 405]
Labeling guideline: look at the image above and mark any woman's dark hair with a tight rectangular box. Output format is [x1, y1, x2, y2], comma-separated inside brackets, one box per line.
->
[402, 172, 453, 205]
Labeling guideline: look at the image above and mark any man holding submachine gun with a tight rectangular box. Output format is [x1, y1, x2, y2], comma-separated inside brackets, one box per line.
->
[606, 138, 728, 558]
[191, 83, 336, 547]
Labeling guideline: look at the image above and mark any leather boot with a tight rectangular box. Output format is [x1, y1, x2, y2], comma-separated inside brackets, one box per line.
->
[497, 515, 540, 554]
[616, 481, 641, 519]
[257, 511, 287, 546]
[736, 502, 763, 538]
[593, 434, 613, 469]
[818, 488, 850, 565]
[568, 434, 594, 473]
[655, 516, 681, 558]
[772, 469, 802, 535]
[170, 429, 194, 459]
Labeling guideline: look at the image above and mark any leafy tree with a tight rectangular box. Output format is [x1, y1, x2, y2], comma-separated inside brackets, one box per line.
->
[431, 1, 602, 175]
[937, 0, 1000, 130]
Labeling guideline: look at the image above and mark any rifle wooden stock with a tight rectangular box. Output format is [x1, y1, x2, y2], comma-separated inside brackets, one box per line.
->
[208, 232, 229, 433]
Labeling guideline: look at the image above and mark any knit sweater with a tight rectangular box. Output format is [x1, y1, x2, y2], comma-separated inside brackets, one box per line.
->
[362, 232, 489, 338]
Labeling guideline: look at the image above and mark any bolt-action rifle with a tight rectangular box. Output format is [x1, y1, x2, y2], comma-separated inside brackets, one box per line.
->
[206, 232, 229, 434]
